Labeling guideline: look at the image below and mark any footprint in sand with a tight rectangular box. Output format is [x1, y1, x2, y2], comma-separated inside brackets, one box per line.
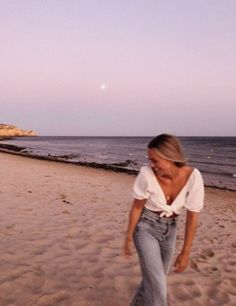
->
[220, 278, 236, 295]
[210, 266, 218, 272]
[202, 248, 215, 258]
[207, 288, 230, 306]
[231, 242, 236, 248]
[62, 199, 72, 205]
[62, 209, 71, 214]
[190, 260, 201, 272]
[171, 286, 193, 301]
[60, 193, 73, 205]
[21, 270, 45, 294]
[36, 290, 71, 306]
[6, 224, 15, 230]
[228, 260, 236, 266]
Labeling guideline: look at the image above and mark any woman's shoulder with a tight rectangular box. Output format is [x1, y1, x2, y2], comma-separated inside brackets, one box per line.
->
[136, 165, 154, 181]
[139, 165, 153, 175]
[192, 167, 203, 178]
[187, 167, 204, 188]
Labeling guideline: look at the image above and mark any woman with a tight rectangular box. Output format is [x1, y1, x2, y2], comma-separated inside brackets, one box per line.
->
[124, 134, 204, 306]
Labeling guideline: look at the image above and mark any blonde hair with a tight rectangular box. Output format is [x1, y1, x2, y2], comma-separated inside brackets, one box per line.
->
[148, 134, 187, 167]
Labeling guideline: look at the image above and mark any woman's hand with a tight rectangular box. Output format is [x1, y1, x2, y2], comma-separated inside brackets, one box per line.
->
[174, 252, 189, 272]
[124, 238, 133, 258]
[124, 199, 145, 258]
[174, 211, 199, 272]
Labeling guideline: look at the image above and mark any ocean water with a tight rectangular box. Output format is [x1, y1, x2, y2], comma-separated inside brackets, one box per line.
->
[1, 136, 236, 191]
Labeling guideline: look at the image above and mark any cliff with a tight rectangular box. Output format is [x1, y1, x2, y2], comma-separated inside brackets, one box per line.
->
[0, 124, 37, 137]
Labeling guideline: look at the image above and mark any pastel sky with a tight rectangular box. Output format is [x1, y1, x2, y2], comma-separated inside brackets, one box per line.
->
[1, 0, 235, 136]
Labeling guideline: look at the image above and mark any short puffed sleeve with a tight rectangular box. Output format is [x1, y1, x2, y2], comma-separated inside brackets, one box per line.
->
[185, 169, 204, 212]
[133, 166, 150, 200]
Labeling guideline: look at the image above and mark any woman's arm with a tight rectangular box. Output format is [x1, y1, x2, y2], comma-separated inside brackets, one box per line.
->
[174, 210, 199, 272]
[124, 199, 146, 257]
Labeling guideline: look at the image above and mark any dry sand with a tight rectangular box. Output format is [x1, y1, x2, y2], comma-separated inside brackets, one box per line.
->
[0, 152, 235, 306]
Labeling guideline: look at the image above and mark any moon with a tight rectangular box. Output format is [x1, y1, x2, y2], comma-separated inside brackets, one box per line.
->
[100, 84, 106, 90]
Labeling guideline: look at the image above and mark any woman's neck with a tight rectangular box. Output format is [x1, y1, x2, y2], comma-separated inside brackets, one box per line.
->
[157, 166, 187, 183]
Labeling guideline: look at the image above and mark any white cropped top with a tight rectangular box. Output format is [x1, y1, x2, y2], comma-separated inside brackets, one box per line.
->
[133, 166, 204, 217]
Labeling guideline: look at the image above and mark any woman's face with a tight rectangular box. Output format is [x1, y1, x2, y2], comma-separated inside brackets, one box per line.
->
[148, 148, 174, 175]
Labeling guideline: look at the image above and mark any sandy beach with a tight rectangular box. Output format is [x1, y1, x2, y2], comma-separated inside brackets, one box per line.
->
[0, 152, 235, 306]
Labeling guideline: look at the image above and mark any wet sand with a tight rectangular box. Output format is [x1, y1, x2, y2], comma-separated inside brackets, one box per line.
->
[0, 152, 235, 306]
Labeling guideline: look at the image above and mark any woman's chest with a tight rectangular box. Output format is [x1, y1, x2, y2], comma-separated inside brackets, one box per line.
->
[154, 178, 188, 205]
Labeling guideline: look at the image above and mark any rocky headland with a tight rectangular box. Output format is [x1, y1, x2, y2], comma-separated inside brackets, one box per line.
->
[0, 124, 37, 137]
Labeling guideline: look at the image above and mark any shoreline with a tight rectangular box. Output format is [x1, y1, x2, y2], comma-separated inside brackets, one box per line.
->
[0, 146, 138, 175]
[0, 145, 235, 192]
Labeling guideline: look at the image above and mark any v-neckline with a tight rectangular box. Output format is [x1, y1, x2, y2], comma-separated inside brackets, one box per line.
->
[150, 167, 196, 206]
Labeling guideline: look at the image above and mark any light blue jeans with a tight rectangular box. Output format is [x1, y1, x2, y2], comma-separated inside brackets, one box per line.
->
[131, 208, 178, 306]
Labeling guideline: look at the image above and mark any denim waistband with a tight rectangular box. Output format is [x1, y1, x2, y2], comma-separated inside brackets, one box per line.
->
[141, 207, 178, 224]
